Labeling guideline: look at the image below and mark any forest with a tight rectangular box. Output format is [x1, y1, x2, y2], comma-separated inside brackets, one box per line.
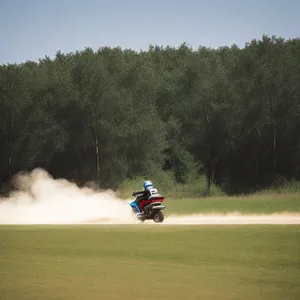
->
[1, 35, 300, 195]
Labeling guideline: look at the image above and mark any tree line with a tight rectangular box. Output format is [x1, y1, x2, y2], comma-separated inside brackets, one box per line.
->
[1, 35, 300, 194]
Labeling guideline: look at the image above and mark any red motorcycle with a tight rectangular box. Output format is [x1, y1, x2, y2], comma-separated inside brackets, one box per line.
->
[129, 190, 166, 223]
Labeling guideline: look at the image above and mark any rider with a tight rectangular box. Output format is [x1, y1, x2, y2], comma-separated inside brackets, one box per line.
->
[132, 180, 158, 214]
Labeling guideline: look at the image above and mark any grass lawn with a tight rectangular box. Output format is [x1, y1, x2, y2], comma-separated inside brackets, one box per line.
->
[0, 225, 299, 300]
[164, 194, 300, 216]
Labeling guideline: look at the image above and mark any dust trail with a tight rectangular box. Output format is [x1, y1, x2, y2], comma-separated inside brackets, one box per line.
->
[162, 213, 300, 225]
[0, 168, 134, 224]
[79, 213, 300, 225]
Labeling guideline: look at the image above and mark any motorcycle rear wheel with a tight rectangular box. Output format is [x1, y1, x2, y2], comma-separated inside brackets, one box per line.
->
[153, 211, 164, 223]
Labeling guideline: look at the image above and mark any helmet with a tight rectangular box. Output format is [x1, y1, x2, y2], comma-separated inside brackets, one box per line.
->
[143, 180, 153, 190]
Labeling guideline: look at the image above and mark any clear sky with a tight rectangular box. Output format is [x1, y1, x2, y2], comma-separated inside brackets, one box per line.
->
[0, 0, 299, 65]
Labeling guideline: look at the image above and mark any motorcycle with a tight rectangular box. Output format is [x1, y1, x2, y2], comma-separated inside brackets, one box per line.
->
[129, 190, 166, 223]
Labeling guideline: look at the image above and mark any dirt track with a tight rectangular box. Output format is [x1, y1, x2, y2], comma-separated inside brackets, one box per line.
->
[83, 213, 300, 225]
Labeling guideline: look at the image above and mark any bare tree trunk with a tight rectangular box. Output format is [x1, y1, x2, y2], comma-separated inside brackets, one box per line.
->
[206, 158, 215, 194]
[95, 137, 100, 182]
[205, 104, 212, 193]
[8, 113, 12, 181]
[3, 117, 12, 181]
[211, 161, 215, 186]
[273, 122, 277, 175]
[8, 142, 12, 181]
[206, 167, 211, 192]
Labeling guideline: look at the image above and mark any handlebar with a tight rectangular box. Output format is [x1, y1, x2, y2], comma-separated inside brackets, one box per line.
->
[132, 192, 143, 196]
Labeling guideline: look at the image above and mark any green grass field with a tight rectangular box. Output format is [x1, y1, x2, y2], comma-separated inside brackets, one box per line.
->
[164, 193, 300, 216]
[1, 225, 299, 300]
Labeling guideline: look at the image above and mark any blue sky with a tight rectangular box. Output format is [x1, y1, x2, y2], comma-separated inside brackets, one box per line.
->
[0, 0, 299, 65]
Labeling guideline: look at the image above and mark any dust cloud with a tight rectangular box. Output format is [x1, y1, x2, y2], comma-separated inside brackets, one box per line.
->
[0, 168, 133, 224]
